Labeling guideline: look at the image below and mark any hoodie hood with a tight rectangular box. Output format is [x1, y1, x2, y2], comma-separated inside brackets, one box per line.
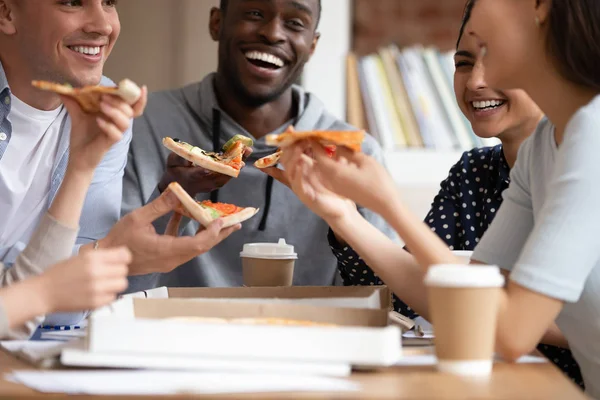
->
[180, 73, 341, 160]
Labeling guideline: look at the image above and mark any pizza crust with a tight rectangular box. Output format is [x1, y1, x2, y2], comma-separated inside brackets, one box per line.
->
[265, 130, 365, 152]
[31, 79, 142, 113]
[254, 150, 283, 169]
[167, 182, 259, 228]
[162, 137, 241, 178]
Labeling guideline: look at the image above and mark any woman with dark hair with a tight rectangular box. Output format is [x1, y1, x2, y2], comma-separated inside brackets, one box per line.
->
[328, 0, 583, 388]
[280, 0, 600, 395]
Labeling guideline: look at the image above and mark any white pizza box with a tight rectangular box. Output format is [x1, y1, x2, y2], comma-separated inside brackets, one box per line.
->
[61, 344, 352, 377]
[60, 287, 402, 372]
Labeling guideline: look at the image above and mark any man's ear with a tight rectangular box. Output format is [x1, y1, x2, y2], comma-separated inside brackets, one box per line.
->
[0, 0, 17, 35]
[209, 7, 222, 41]
[308, 32, 320, 59]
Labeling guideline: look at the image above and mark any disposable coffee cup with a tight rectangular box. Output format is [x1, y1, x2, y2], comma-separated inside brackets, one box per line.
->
[424, 264, 505, 377]
[240, 239, 297, 287]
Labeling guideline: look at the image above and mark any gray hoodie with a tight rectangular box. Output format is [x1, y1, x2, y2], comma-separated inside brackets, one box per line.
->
[122, 73, 398, 290]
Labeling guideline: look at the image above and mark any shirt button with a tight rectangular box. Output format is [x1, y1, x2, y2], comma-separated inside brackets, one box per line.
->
[0, 132, 6, 141]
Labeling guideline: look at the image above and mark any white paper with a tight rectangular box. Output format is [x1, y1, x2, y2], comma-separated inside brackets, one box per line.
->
[0, 339, 82, 368]
[7, 371, 360, 395]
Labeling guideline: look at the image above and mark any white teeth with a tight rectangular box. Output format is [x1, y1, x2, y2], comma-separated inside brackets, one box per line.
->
[245, 51, 284, 68]
[472, 99, 504, 110]
[70, 46, 101, 56]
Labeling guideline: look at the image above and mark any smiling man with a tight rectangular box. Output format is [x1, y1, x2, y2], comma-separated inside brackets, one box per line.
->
[123, 0, 397, 288]
[0, 0, 243, 331]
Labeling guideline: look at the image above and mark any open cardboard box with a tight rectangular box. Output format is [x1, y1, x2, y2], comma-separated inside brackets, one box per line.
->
[60, 286, 403, 376]
[112, 285, 392, 327]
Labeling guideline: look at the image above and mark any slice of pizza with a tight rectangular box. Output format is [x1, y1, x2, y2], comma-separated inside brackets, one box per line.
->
[31, 79, 142, 113]
[167, 182, 259, 228]
[265, 129, 365, 152]
[254, 149, 283, 169]
[162, 134, 253, 178]
[254, 144, 336, 169]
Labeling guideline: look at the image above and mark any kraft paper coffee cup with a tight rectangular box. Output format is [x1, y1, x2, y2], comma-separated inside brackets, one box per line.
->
[240, 239, 297, 287]
[424, 264, 505, 377]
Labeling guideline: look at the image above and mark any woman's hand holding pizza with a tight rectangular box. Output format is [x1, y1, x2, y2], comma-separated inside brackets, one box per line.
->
[283, 141, 398, 218]
[279, 142, 359, 227]
[62, 86, 148, 172]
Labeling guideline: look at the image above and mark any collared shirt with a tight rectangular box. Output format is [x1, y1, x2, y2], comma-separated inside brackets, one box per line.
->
[330, 144, 584, 389]
[0, 61, 133, 326]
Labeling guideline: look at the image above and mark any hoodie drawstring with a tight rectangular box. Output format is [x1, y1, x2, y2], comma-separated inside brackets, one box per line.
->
[210, 107, 274, 231]
[211, 109, 221, 203]
[258, 175, 274, 231]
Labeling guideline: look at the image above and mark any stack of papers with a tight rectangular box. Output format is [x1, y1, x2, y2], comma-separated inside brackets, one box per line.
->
[0, 340, 80, 368]
[6, 371, 360, 395]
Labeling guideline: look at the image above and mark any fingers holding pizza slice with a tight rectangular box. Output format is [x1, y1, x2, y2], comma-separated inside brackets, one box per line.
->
[31, 79, 142, 113]
[162, 134, 254, 178]
[167, 182, 259, 228]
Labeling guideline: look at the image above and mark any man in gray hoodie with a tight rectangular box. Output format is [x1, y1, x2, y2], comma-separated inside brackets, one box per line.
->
[122, 0, 398, 288]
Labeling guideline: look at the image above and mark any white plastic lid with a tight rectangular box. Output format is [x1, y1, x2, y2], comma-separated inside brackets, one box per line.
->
[424, 264, 505, 288]
[240, 239, 298, 260]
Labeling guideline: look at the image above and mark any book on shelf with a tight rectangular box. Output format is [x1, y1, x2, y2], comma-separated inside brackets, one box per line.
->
[347, 44, 500, 153]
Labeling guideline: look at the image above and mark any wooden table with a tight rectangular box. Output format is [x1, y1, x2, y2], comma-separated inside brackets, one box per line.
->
[0, 347, 589, 399]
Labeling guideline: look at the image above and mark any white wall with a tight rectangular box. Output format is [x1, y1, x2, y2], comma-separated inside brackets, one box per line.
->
[301, 0, 351, 121]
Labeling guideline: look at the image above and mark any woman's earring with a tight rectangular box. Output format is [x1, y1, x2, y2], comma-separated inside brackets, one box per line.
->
[535, 16, 541, 27]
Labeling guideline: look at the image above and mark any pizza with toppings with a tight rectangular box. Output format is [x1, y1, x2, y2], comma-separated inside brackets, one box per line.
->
[254, 149, 283, 169]
[255, 126, 363, 169]
[31, 79, 142, 113]
[265, 128, 365, 152]
[162, 134, 253, 178]
[167, 182, 259, 228]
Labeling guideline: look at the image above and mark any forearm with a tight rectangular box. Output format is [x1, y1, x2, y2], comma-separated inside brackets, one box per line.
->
[48, 167, 95, 229]
[0, 277, 50, 338]
[327, 212, 431, 318]
[379, 198, 460, 269]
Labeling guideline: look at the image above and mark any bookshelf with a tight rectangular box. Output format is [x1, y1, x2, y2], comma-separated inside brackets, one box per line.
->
[302, 0, 486, 219]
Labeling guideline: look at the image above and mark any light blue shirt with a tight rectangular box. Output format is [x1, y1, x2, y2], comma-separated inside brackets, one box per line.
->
[0, 61, 132, 326]
[472, 96, 600, 399]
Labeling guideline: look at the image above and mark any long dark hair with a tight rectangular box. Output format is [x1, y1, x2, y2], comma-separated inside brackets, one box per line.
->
[547, 0, 600, 91]
[456, 0, 476, 49]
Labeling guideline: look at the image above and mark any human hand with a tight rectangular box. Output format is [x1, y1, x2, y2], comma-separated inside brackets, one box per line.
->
[38, 246, 131, 313]
[304, 141, 398, 215]
[99, 190, 241, 275]
[157, 147, 253, 195]
[63, 86, 148, 172]
[278, 141, 358, 225]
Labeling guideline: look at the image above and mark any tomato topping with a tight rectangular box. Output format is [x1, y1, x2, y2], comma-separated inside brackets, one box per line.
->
[324, 145, 336, 158]
[200, 200, 242, 215]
